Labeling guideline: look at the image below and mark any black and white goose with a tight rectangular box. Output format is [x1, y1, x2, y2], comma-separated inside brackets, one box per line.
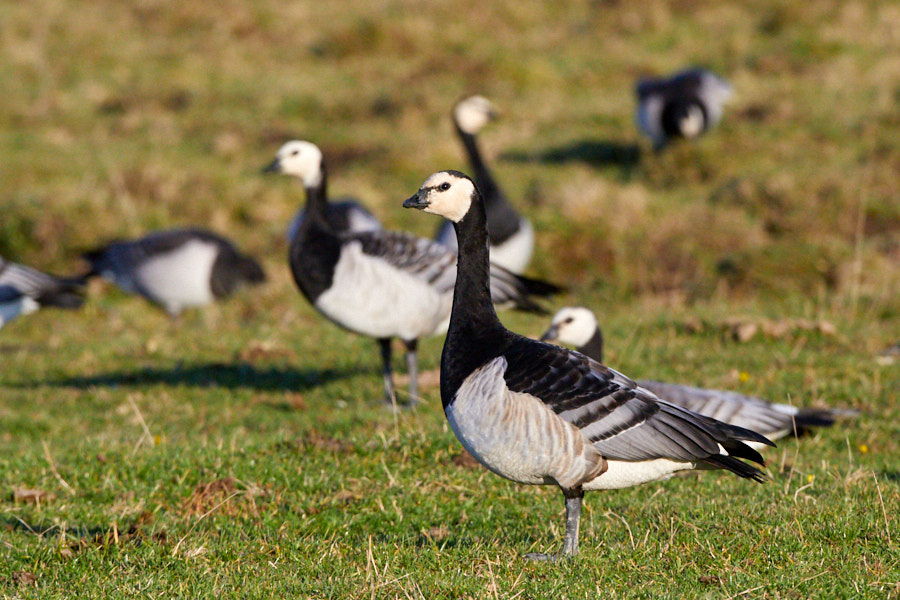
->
[434, 95, 534, 274]
[636, 68, 732, 149]
[266, 141, 559, 406]
[542, 307, 853, 447]
[84, 228, 266, 317]
[264, 140, 381, 243]
[404, 171, 772, 559]
[0, 256, 85, 329]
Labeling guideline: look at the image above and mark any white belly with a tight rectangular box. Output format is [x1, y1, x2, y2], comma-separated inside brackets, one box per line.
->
[314, 242, 451, 341]
[133, 240, 218, 314]
[583, 458, 693, 490]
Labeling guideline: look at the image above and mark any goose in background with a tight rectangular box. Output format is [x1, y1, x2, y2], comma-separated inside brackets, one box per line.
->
[265, 140, 381, 243]
[403, 170, 771, 559]
[541, 307, 856, 446]
[434, 95, 534, 274]
[265, 141, 560, 407]
[1, 256, 85, 328]
[636, 68, 732, 150]
[84, 228, 266, 317]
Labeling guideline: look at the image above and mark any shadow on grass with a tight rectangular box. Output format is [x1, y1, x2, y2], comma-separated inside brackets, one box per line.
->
[879, 471, 900, 484]
[14, 362, 353, 394]
[502, 138, 642, 170]
[2, 514, 151, 542]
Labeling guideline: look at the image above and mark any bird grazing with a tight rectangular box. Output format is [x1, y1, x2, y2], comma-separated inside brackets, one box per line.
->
[542, 307, 855, 446]
[266, 141, 559, 407]
[265, 140, 381, 243]
[404, 170, 772, 559]
[434, 95, 534, 274]
[1, 256, 85, 329]
[84, 228, 266, 317]
[636, 68, 732, 149]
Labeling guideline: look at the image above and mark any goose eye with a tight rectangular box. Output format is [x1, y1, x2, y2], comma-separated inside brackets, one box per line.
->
[290, 150, 299, 156]
[564, 317, 574, 324]
[439, 182, 451, 191]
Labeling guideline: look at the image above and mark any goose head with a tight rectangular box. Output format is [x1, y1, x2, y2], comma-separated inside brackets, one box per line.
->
[678, 104, 706, 138]
[263, 140, 324, 188]
[453, 95, 497, 135]
[540, 306, 598, 347]
[403, 170, 477, 223]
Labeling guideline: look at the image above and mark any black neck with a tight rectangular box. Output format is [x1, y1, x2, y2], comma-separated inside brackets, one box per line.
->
[455, 125, 521, 244]
[576, 328, 604, 363]
[289, 164, 341, 302]
[440, 193, 508, 408]
[300, 166, 331, 230]
[456, 125, 502, 207]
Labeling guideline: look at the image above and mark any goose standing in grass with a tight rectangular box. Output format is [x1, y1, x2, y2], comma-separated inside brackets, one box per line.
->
[404, 170, 772, 559]
[0, 256, 85, 328]
[636, 68, 732, 150]
[541, 307, 854, 446]
[265, 140, 381, 243]
[434, 95, 534, 274]
[84, 228, 266, 317]
[265, 141, 559, 407]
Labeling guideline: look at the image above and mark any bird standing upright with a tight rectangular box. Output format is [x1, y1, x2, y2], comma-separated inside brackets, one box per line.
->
[435, 95, 534, 274]
[404, 170, 772, 559]
[265, 142, 559, 407]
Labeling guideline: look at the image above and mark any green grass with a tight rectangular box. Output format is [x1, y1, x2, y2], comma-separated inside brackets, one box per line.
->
[2, 0, 900, 597]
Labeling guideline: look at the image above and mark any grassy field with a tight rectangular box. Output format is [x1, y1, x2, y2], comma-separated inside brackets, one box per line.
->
[2, 0, 899, 597]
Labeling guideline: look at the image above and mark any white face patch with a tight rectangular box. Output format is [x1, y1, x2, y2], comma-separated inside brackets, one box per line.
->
[416, 171, 475, 223]
[550, 307, 598, 348]
[453, 95, 495, 135]
[679, 105, 705, 138]
[273, 140, 323, 187]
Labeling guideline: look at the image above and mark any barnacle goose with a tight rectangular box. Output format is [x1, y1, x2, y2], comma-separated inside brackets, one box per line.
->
[264, 140, 381, 243]
[265, 141, 559, 406]
[404, 171, 772, 559]
[84, 228, 266, 317]
[434, 96, 534, 274]
[636, 68, 732, 149]
[542, 307, 854, 447]
[0, 256, 84, 328]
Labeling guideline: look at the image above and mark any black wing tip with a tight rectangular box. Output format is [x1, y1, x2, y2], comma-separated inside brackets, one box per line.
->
[705, 454, 768, 483]
[516, 274, 565, 298]
[721, 439, 767, 466]
[721, 421, 777, 450]
[36, 289, 85, 310]
[792, 407, 859, 430]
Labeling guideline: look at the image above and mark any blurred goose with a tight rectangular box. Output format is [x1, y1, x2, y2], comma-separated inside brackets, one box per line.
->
[636, 68, 732, 149]
[434, 95, 534, 274]
[0, 256, 84, 328]
[542, 307, 854, 446]
[84, 228, 266, 317]
[403, 170, 771, 559]
[265, 140, 381, 243]
[265, 141, 559, 406]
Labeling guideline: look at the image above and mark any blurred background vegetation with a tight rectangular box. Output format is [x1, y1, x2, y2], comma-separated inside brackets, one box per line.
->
[3, 0, 899, 312]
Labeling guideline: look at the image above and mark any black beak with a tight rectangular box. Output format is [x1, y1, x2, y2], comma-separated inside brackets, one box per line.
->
[262, 158, 281, 174]
[539, 325, 558, 342]
[402, 192, 429, 210]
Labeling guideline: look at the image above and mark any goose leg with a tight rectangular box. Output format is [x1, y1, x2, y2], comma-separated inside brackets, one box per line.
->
[403, 338, 419, 406]
[561, 488, 583, 557]
[524, 487, 583, 561]
[378, 338, 396, 406]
